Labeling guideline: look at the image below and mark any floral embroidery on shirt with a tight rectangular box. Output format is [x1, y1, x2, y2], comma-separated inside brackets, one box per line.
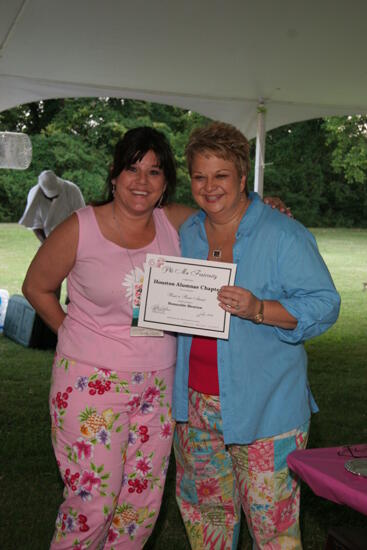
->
[122, 266, 145, 303]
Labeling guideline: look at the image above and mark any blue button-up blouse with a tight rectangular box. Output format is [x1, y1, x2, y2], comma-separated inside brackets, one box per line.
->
[172, 193, 341, 445]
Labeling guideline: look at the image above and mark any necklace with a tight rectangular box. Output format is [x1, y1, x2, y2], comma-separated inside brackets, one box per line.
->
[208, 198, 250, 260]
[112, 203, 165, 337]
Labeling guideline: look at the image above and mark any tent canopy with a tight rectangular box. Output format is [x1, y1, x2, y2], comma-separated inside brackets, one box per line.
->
[1, 0, 366, 140]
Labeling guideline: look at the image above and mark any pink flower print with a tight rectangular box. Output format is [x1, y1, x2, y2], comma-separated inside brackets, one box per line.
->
[64, 513, 77, 533]
[97, 367, 111, 379]
[139, 425, 149, 443]
[96, 427, 111, 446]
[249, 440, 273, 473]
[75, 376, 88, 391]
[77, 514, 90, 534]
[127, 522, 138, 537]
[72, 438, 93, 461]
[53, 409, 60, 427]
[272, 495, 295, 533]
[76, 487, 92, 501]
[143, 386, 161, 403]
[296, 431, 306, 448]
[160, 421, 172, 439]
[182, 501, 201, 523]
[127, 394, 140, 412]
[132, 372, 145, 385]
[80, 470, 101, 492]
[140, 401, 154, 415]
[127, 478, 148, 494]
[108, 527, 119, 543]
[133, 284, 143, 307]
[128, 430, 138, 446]
[135, 455, 153, 478]
[63, 468, 80, 492]
[197, 478, 220, 501]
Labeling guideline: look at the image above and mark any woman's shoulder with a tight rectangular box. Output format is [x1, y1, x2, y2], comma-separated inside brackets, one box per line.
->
[260, 205, 317, 251]
[73, 204, 93, 220]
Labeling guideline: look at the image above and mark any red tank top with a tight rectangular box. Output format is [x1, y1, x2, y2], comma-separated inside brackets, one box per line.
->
[188, 335, 219, 395]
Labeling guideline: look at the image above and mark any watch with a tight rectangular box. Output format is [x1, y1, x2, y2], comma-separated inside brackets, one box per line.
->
[253, 300, 264, 324]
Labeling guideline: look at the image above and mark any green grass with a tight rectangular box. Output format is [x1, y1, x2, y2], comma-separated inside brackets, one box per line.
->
[1, 224, 367, 549]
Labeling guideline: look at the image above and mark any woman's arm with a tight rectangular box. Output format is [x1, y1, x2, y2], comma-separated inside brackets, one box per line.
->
[217, 287, 298, 329]
[22, 214, 79, 333]
[218, 228, 340, 337]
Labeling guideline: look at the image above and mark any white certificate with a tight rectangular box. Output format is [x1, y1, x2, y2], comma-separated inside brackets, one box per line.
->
[138, 254, 237, 339]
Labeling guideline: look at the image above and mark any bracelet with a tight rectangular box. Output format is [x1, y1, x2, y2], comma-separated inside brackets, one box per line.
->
[253, 300, 264, 324]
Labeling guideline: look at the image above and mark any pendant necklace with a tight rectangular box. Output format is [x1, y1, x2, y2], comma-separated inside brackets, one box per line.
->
[113, 203, 164, 337]
[209, 198, 250, 260]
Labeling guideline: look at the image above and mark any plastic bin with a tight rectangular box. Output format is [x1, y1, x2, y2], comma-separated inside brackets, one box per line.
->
[3, 294, 57, 349]
[0, 289, 9, 333]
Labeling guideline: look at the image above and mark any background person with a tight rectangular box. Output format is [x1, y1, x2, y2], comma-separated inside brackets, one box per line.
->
[19, 169, 85, 243]
[172, 122, 341, 550]
[19, 170, 85, 303]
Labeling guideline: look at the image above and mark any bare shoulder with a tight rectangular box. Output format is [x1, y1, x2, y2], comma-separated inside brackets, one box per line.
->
[24, 213, 80, 291]
[49, 211, 79, 241]
[41, 212, 79, 258]
[163, 203, 197, 231]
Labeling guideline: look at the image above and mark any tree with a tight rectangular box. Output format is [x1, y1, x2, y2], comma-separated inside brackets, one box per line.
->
[324, 115, 367, 184]
[1, 99, 367, 226]
[0, 98, 210, 220]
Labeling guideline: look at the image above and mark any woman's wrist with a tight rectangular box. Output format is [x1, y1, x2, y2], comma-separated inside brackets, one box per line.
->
[253, 299, 264, 324]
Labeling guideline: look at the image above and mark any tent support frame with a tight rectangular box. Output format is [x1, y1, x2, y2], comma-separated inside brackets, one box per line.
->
[253, 101, 266, 198]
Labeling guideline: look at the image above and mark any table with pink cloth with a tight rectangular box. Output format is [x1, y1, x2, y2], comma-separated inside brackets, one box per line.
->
[287, 446, 367, 516]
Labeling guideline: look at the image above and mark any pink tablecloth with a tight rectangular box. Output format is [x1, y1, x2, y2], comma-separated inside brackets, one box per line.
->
[287, 446, 367, 516]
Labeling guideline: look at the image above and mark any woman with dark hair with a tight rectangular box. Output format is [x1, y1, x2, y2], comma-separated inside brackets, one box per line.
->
[22, 127, 193, 550]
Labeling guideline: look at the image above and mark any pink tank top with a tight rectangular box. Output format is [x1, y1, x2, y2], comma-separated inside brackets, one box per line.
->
[57, 206, 180, 371]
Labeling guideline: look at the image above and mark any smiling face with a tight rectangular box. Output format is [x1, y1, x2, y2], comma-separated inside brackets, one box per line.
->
[113, 150, 166, 216]
[190, 153, 248, 220]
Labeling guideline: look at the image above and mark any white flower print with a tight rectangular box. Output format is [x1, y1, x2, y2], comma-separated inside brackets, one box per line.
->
[122, 266, 145, 303]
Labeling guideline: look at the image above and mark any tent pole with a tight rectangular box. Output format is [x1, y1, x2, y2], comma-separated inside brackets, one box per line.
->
[254, 101, 266, 198]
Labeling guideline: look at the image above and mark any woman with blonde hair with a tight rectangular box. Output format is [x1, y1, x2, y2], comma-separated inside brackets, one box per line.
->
[173, 121, 340, 549]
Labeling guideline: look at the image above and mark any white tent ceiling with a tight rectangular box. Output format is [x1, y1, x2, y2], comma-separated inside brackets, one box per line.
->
[1, 0, 367, 140]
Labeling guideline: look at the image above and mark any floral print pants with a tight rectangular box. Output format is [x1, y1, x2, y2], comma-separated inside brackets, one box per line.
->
[174, 389, 309, 550]
[49, 355, 174, 550]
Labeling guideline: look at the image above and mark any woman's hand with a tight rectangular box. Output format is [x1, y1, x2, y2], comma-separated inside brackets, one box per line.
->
[217, 286, 260, 320]
[263, 196, 293, 217]
[217, 285, 298, 329]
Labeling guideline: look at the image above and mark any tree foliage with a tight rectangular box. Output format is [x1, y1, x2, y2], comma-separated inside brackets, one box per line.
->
[324, 115, 367, 184]
[260, 119, 367, 227]
[0, 99, 366, 226]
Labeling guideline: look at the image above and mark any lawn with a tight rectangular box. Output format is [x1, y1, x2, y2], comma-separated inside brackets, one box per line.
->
[0, 224, 367, 549]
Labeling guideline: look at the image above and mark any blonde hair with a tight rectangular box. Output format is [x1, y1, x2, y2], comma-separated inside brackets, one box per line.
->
[185, 122, 250, 183]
